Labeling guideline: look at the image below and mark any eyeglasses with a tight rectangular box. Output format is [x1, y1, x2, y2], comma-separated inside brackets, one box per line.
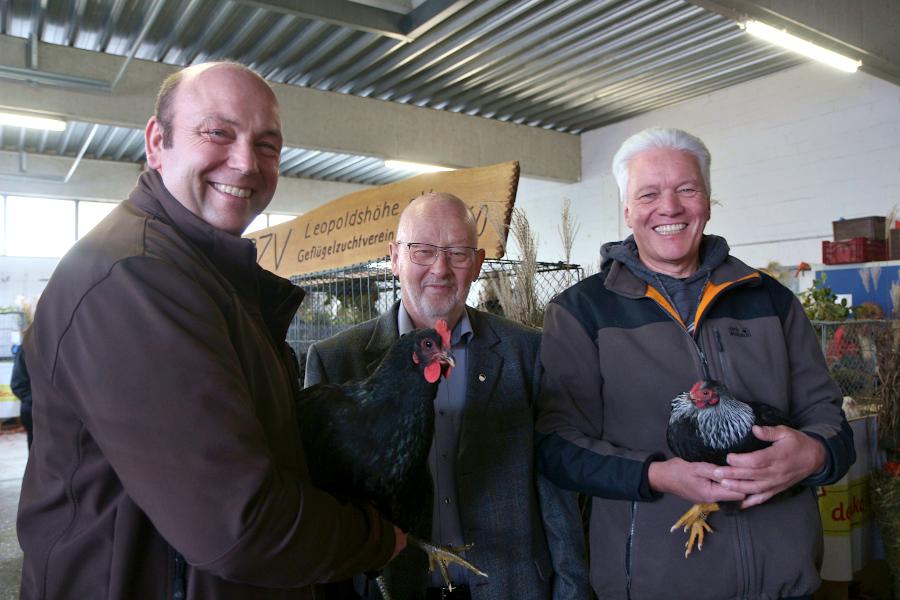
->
[398, 242, 478, 267]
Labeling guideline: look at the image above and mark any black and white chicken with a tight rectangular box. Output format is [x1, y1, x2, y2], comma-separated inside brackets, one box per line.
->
[666, 380, 791, 557]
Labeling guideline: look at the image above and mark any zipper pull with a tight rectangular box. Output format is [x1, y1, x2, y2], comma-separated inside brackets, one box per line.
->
[698, 349, 712, 381]
[173, 552, 186, 600]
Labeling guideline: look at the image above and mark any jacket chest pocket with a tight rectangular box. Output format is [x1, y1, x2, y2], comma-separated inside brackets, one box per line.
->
[703, 318, 791, 408]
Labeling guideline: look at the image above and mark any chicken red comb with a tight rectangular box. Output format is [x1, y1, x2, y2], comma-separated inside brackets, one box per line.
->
[435, 319, 451, 348]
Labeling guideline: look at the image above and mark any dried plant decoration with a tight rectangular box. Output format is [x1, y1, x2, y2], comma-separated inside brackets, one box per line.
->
[488, 208, 543, 328]
[888, 279, 900, 309]
[557, 198, 580, 290]
[886, 204, 898, 246]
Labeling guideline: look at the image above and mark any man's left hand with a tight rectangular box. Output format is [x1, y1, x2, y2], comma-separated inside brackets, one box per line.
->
[712, 425, 826, 509]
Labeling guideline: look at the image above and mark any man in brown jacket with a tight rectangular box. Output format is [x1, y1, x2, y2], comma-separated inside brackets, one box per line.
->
[17, 62, 403, 600]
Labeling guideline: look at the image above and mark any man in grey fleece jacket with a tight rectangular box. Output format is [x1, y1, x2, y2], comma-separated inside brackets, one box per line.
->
[536, 127, 853, 600]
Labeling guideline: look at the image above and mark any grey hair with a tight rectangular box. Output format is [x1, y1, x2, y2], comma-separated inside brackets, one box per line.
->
[611, 127, 711, 201]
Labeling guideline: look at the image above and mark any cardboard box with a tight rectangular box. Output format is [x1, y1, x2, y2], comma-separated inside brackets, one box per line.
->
[822, 238, 887, 265]
[833, 217, 886, 241]
[818, 415, 878, 581]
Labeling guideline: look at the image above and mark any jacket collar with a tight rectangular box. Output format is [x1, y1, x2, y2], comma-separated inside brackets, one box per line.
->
[604, 248, 758, 298]
[365, 302, 402, 374]
[128, 169, 304, 339]
[363, 302, 501, 373]
[128, 170, 259, 286]
[606, 253, 761, 330]
[459, 308, 503, 455]
[397, 301, 474, 347]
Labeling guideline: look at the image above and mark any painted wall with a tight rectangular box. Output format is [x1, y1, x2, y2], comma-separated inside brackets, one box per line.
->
[513, 62, 900, 274]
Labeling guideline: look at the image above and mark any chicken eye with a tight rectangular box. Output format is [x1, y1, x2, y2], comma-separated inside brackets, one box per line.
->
[424, 340, 433, 349]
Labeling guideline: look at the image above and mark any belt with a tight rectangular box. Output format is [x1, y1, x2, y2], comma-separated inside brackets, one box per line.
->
[425, 584, 471, 600]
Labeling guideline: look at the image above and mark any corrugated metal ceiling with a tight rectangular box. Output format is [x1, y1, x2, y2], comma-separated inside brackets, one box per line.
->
[0, 0, 803, 184]
[0, 121, 419, 184]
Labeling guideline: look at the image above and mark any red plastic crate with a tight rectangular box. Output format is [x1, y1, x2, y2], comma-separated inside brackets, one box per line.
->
[822, 237, 887, 265]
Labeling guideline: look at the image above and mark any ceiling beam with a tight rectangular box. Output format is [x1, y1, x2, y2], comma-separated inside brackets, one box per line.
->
[235, 0, 411, 41]
[0, 150, 369, 213]
[233, 0, 474, 42]
[0, 34, 580, 182]
[0, 151, 141, 202]
[402, 0, 475, 39]
[687, 0, 900, 87]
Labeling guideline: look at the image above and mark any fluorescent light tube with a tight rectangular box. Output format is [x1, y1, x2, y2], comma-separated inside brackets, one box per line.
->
[0, 111, 67, 131]
[743, 20, 861, 73]
[384, 159, 454, 173]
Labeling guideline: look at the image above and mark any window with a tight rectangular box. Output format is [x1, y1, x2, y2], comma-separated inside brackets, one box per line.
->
[0, 195, 298, 257]
[243, 213, 297, 234]
[244, 214, 269, 234]
[268, 214, 295, 226]
[6, 196, 76, 257]
[78, 201, 117, 239]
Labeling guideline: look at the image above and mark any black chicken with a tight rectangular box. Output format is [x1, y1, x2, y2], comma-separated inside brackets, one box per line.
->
[666, 380, 791, 557]
[296, 320, 486, 596]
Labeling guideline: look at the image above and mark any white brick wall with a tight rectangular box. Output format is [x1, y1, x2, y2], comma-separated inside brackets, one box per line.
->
[515, 62, 900, 271]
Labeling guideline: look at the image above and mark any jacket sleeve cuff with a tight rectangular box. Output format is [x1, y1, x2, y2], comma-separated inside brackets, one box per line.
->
[639, 454, 665, 500]
[363, 504, 397, 570]
[536, 431, 661, 501]
[799, 418, 855, 487]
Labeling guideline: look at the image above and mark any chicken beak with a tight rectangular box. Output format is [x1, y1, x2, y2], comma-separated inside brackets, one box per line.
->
[439, 351, 456, 369]
[434, 350, 455, 380]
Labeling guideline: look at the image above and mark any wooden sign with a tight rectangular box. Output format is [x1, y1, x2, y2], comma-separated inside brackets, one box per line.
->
[247, 161, 519, 277]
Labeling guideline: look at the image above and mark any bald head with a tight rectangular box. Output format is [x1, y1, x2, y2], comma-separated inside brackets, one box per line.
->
[144, 61, 282, 235]
[154, 62, 277, 148]
[390, 192, 485, 330]
[397, 193, 479, 248]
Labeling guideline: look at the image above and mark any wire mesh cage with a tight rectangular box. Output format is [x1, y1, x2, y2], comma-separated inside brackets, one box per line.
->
[289, 265, 898, 402]
[287, 257, 583, 380]
[288, 259, 399, 365]
[812, 320, 895, 399]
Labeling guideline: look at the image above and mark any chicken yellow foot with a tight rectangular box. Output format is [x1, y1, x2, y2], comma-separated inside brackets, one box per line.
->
[409, 534, 488, 590]
[670, 502, 719, 557]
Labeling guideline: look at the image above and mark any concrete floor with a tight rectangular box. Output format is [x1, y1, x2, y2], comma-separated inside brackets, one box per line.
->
[0, 432, 25, 600]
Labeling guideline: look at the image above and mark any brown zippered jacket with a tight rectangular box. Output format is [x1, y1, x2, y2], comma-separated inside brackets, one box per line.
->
[536, 251, 853, 600]
[18, 170, 395, 599]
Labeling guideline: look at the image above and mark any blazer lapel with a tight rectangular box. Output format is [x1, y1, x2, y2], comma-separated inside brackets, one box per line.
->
[460, 308, 503, 443]
[365, 301, 400, 374]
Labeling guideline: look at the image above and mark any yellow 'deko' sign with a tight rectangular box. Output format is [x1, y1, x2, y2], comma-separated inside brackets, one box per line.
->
[818, 477, 868, 535]
[246, 161, 520, 278]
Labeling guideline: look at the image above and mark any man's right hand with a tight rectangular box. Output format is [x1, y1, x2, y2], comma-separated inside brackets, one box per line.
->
[390, 526, 407, 560]
[648, 457, 747, 504]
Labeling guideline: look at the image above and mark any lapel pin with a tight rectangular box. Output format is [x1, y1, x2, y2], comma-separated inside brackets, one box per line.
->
[478, 373, 486, 382]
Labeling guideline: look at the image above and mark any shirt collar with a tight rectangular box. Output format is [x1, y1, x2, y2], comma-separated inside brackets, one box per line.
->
[397, 301, 473, 346]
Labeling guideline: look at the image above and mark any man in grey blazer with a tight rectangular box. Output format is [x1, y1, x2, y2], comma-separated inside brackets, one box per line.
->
[305, 192, 589, 600]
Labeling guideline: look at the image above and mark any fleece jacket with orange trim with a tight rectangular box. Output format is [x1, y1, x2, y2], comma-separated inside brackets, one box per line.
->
[535, 251, 853, 600]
